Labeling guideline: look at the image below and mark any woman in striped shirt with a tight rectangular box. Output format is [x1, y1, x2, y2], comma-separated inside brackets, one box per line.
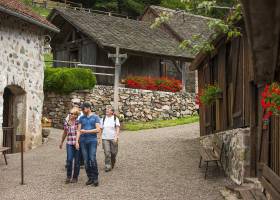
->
[59, 107, 81, 184]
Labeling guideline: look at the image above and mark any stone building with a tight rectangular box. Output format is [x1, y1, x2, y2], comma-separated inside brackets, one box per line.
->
[0, 0, 58, 152]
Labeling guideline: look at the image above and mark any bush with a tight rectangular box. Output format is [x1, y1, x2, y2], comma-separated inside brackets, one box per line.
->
[44, 68, 96, 94]
[125, 76, 182, 92]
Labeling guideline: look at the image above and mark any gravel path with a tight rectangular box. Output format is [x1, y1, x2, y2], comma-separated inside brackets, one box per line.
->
[0, 123, 228, 200]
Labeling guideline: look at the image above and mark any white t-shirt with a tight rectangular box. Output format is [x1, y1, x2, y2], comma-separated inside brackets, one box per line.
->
[101, 115, 120, 140]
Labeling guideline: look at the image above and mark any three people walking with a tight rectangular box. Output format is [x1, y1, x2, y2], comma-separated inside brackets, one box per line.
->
[60, 103, 121, 186]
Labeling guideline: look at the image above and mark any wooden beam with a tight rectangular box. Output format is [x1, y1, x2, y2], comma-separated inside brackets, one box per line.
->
[181, 62, 187, 93]
[250, 82, 258, 177]
[108, 47, 128, 113]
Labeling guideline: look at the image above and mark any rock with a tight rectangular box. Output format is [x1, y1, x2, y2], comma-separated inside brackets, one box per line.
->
[72, 98, 81, 104]
[162, 105, 170, 110]
[125, 112, 133, 117]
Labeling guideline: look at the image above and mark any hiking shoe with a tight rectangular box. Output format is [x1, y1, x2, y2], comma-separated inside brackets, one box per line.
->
[105, 167, 111, 172]
[71, 178, 78, 183]
[86, 179, 94, 186]
[92, 180, 99, 187]
[112, 160, 116, 169]
[65, 178, 71, 184]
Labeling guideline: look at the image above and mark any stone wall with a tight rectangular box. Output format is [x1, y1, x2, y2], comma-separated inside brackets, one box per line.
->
[0, 13, 45, 150]
[43, 85, 197, 128]
[200, 128, 250, 185]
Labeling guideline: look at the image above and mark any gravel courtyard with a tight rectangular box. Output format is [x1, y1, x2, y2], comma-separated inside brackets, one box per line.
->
[0, 123, 228, 200]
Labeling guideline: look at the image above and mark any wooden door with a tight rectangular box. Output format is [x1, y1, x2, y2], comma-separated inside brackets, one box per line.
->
[231, 37, 245, 128]
[2, 88, 14, 153]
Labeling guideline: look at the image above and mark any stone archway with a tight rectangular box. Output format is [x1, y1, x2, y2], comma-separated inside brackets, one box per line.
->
[2, 85, 26, 153]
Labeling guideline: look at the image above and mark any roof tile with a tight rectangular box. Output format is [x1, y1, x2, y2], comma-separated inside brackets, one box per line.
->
[0, 0, 57, 31]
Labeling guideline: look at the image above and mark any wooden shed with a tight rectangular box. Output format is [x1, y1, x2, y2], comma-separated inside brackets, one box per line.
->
[190, 10, 280, 198]
[240, 0, 280, 198]
[190, 20, 253, 136]
[47, 7, 195, 90]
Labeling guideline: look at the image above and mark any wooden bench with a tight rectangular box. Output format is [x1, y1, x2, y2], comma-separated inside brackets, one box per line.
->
[225, 184, 267, 200]
[0, 147, 10, 165]
[239, 189, 266, 200]
[259, 164, 280, 200]
[199, 134, 224, 179]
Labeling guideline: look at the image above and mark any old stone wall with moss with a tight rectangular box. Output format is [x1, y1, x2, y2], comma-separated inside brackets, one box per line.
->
[43, 85, 197, 128]
[200, 128, 250, 185]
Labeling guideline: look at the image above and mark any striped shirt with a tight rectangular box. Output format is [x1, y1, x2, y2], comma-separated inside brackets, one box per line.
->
[63, 120, 79, 145]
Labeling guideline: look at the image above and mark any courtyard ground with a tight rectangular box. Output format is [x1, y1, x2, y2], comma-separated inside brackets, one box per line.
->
[0, 123, 229, 200]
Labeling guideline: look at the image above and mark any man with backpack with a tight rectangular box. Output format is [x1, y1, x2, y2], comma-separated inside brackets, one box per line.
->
[100, 107, 120, 172]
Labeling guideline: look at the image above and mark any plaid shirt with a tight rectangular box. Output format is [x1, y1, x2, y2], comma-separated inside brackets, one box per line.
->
[64, 120, 79, 145]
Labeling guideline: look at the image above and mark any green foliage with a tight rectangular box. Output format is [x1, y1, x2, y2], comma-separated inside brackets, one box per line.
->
[179, 35, 215, 54]
[22, 0, 50, 17]
[94, 0, 161, 16]
[44, 53, 53, 68]
[199, 85, 222, 105]
[44, 68, 96, 94]
[123, 115, 199, 131]
[150, 11, 172, 28]
[178, 2, 242, 55]
[161, 0, 237, 19]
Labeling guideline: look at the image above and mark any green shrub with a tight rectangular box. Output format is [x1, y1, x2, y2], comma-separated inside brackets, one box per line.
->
[44, 68, 96, 94]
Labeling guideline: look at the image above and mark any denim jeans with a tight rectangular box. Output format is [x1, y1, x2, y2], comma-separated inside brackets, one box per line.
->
[80, 139, 98, 181]
[66, 144, 80, 179]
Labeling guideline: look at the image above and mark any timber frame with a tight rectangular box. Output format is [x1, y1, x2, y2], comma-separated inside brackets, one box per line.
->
[191, 1, 280, 195]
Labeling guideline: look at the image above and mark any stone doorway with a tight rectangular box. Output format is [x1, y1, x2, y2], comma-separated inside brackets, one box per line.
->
[2, 85, 26, 153]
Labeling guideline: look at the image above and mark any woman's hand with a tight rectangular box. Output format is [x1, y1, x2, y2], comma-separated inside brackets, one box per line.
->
[80, 129, 86, 134]
[59, 142, 63, 149]
[75, 142, 80, 150]
[114, 137, 119, 143]
[98, 138, 102, 146]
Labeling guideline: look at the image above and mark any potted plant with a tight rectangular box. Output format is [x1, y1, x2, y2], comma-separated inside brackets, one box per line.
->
[196, 84, 222, 106]
[261, 82, 280, 129]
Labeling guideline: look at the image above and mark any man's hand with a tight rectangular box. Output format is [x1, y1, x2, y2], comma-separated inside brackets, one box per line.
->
[75, 142, 80, 150]
[114, 137, 119, 143]
[80, 130, 86, 134]
[59, 142, 63, 149]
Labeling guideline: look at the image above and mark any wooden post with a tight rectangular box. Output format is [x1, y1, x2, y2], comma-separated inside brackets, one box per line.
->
[181, 62, 187, 93]
[108, 47, 127, 113]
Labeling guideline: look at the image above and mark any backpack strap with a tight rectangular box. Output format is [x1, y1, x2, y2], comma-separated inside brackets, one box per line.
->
[103, 116, 106, 126]
[114, 114, 117, 128]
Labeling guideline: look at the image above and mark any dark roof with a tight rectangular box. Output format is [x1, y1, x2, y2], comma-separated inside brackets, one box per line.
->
[48, 8, 193, 60]
[147, 6, 214, 42]
[0, 0, 58, 32]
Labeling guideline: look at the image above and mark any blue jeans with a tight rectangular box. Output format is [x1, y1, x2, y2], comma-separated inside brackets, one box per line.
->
[66, 144, 80, 179]
[80, 139, 98, 181]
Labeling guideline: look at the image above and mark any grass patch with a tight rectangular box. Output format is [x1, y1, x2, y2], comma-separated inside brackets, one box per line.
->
[123, 115, 199, 131]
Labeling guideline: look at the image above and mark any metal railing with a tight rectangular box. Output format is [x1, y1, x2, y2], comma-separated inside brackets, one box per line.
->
[45, 60, 115, 77]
